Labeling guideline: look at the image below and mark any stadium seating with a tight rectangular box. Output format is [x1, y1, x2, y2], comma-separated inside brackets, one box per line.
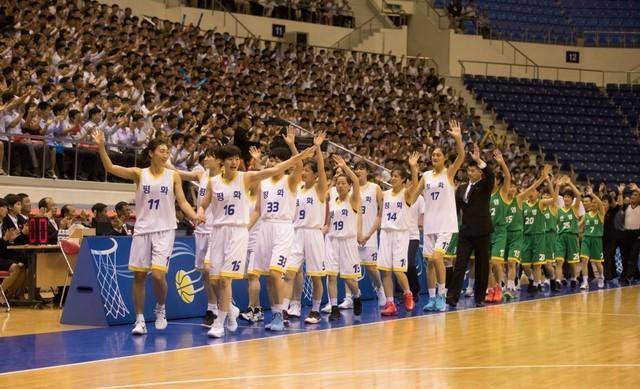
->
[607, 84, 640, 129]
[435, 0, 640, 47]
[563, 0, 640, 48]
[464, 74, 640, 185]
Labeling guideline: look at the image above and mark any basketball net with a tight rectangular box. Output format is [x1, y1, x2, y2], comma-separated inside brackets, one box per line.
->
[91, 238, 130, 320]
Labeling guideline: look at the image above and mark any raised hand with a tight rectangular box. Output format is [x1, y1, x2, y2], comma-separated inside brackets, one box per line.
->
[332, 154, 348, 169]
[493, 148, 504, 163]
[470, 143, 481, 162]
[298, 145, 317, 160]
[617, 183, 626, 194]
[541, 164, 552, 178]
[283, 125, 296, 145]
[249, 146, 261, 162]
[313, 131, 326, 147]
[586, 185, 594, 196]
[408, 151, 420, 168]
[447, 120, 462, 140]
[92, 130, 105, 146]
[629, 182, 639, 192]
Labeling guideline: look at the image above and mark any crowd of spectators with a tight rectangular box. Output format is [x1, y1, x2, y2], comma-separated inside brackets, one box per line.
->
[0, 0, 542, 189]
[185, 0, 355, 28]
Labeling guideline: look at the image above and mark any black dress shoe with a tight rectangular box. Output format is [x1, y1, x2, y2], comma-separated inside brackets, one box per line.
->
[475, 302, 485, 308]
[446, 297, 457, 308]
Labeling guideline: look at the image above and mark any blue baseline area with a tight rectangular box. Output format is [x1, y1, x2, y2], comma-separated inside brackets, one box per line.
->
[0, 283, 635, 375]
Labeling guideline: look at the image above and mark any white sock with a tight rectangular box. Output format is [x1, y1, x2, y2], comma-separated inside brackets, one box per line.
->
[378, 287, 386, 297]
[468, 278, 475, 289]
[386, 296, 394, 303]
[218, 310, 228, 324]
[312, 299, 321, 311]
[282, 298, 291, 310]
[344, 291, 352, 300]
[136, 314, 145, 323]
[155, 303, 165, 312]
[207, 303, 216, 311]
[272, 304, 281, 313]
[428, 288, 436, 297]
[353, 289, 361, 298]
[330, 298, 338, 306]
[291, 300, 301, 308]
[437, 283, 446, 296]
[507, 280, 515, 290]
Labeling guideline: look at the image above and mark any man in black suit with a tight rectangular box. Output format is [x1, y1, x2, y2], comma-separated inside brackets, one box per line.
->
[447, 144, 495, 307]
[2, 194, 28, 245]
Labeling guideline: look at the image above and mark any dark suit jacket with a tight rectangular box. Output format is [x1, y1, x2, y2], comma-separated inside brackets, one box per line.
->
[456, 164, 495, 237]
[2, 215, 28, 245]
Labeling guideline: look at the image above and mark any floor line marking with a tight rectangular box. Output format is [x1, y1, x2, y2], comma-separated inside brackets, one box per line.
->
[96, 363, 640, 388]
[1, 285, 638, 377]
[510, 309, 640, 317]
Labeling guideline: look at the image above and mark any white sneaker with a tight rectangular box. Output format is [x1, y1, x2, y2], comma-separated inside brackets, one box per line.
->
[597, 278, 605, 289]
[288, 302, 301, 318]
[338, 298, 353, 310]
[464, 288, 474, 297]
[132, 321, 147, 335]
[227, 304, 240, 332]
[376, 288, 386, 307]
[580, 281, 588, 291]
[155, 308, 167, 330]
[321, 303, 332, 314]
[207, 317, 225, 338]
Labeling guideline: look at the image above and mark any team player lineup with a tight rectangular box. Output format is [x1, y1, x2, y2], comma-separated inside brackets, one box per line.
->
[93, 119, 614, 336]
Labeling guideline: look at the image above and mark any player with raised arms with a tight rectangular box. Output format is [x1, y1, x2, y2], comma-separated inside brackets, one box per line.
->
[555, 176, 583, 290]
[198, 144, 316, 337]
[581, 185, 606, 288]
[378, 153, 420, 316]
[250, 128, 305, 331]
[287, 132, 329, 324]
[93, 130, 203, 336]
[407, 120, 465, 312]
[485, 148, 511, 302]
[325, 155, 364, 320]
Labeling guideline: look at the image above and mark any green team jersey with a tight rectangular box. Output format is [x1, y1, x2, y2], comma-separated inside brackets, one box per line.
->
[490, 191, 508, 230]
[506, 199, 523, 232]
[557, 207, 579, 235]
[542, 206, 557, 233]
[584, 211, 603, 237]
[523, 200, 545, 235]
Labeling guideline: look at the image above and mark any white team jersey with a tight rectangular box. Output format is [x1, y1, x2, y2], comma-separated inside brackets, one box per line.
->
[329, 186, 339, 200]
[134, 168, 177, 235]
[407, 195, 425, 240]
[328, 196, 357, 239]
[381, 189, 409, 231]
[195, 170, 214, 234]
[210, 171, 251, 227]
[260, 175, 296, 223]
[422, 169, 458, 234]
[248, 190, 261, 237]
[360, 182, 380, 246]
[294, 184, 325, 229]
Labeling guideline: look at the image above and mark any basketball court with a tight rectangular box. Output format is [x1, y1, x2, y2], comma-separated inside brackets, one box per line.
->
[1, 285, 638, 388]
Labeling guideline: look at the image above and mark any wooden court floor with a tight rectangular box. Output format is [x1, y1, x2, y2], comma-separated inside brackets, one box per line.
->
[2, 286, 639, 388]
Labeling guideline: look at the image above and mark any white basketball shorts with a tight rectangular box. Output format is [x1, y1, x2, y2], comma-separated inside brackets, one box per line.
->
[253, 221, 294, 275]
[423, 232, 453, 259]
[326, 236, 361, 279]
[378, 229, 410, 272]
[289, 227, 326, 276]
[194, 231, 211, 271]
[129, 229, 176, 273]
[206, 225, 248, 280]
